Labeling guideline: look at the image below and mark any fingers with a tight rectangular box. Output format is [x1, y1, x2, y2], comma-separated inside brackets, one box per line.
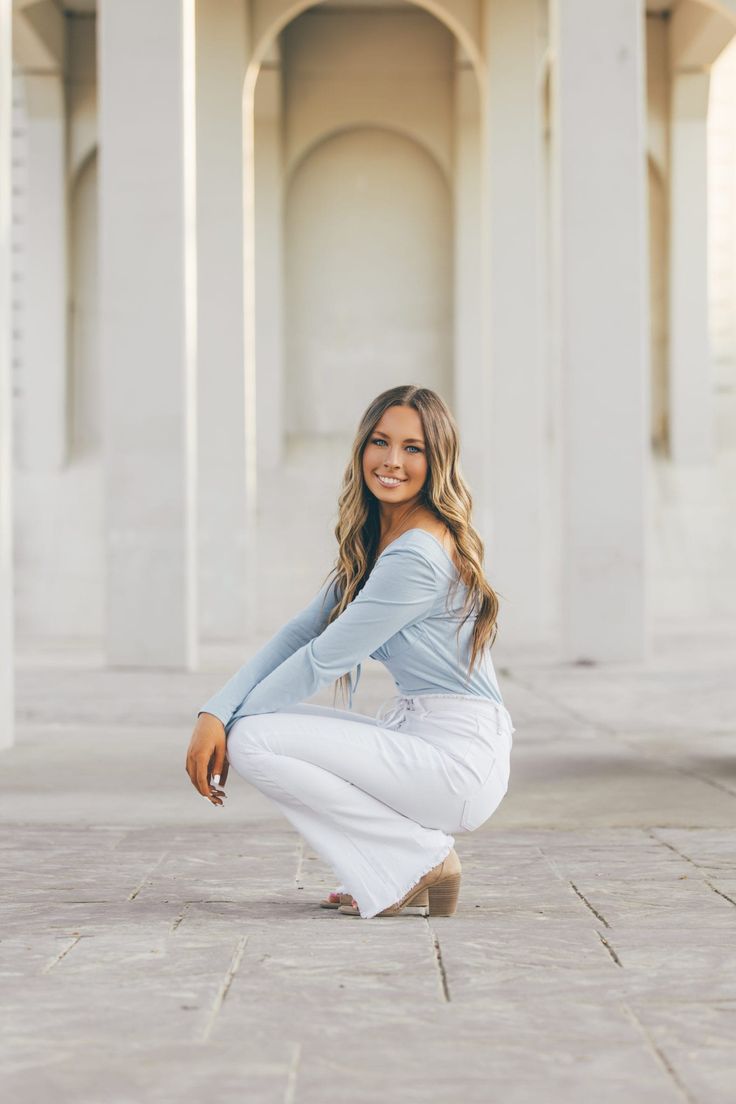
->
[209, 768, 227, 807]
[208, 782, 226, 807]
[212, 741, 225, 780]
[196, 760, 212, 798]
[185, 726, 228, 807]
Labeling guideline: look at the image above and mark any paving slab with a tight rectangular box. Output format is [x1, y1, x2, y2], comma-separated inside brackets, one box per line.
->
[2, 630, 735, 1104]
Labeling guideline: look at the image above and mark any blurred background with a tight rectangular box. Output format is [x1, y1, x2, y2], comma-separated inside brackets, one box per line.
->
[1, 0, 736, 745]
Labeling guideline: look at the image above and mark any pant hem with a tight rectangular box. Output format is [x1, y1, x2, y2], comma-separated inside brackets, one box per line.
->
[356, 838, 456, 919]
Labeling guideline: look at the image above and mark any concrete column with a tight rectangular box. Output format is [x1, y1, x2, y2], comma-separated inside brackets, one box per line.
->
[668, 70, 712, 463]
[0, 0, 14, 748]
[254, 47, 285, 475]
[482, 0, 547, 644]
[18, 72, 67, 471]
[195, 0, 250, 640]
[452, 45, 483, 514]
[98, 0, 198, 667]
[551, 0, 649, 661]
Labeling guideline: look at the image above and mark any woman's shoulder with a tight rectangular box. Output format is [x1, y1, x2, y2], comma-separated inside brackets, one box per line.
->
[379, 524, 461, 575]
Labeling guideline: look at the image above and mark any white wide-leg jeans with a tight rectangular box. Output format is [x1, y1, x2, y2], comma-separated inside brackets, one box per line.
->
[226, 692, 515, 919]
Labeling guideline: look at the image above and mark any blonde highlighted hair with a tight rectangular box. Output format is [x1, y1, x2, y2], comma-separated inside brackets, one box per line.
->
[319, 385, 501, 707]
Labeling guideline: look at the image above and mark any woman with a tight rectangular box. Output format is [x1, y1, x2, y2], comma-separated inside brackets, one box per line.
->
[185, 385, 515, 919]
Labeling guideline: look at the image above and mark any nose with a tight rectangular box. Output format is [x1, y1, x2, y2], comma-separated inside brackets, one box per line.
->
[383, 445, 402, 468]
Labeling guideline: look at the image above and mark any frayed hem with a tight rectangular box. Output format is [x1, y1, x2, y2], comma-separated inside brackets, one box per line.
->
[355, 840, 456, 919]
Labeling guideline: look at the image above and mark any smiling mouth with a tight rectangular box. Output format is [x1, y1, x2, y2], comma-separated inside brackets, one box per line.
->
[375, 474, 407, 487]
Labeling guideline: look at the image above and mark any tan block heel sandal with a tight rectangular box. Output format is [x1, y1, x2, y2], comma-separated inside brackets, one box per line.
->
[338, 849, 462, 918]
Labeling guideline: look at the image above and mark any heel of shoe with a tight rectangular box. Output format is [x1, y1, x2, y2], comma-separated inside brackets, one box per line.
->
[428, 873, 461, 916]
[378, 886, 430, 917]
[402, 887, 429, 916]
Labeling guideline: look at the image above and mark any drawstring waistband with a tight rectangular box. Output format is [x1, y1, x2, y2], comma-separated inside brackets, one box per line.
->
[376, 695, 414, 729]
[376, 692, 516, 735]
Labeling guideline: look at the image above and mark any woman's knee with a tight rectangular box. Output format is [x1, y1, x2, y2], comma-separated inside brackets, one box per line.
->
[227, 714, 275, 767]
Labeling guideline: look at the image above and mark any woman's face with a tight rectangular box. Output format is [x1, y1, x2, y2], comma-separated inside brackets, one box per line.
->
[361, 404, 428, 506]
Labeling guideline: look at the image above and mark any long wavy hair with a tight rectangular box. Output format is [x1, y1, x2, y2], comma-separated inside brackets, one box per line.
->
[319, 385, 501, 707]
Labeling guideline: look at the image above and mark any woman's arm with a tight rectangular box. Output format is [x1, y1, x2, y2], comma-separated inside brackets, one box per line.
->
[198, 575, 339, 733]
[232, 544, 440, 720]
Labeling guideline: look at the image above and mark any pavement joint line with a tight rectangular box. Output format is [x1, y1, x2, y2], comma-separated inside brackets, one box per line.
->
[41, 933, 82, 974]
[426, 920, 451, 1003]
[569, 880, 610, 928]
[621, 1001, 698, 1104]
[62, 899, 112, 904]
[283, 1041, 302, 1104]
[535, 844, 566, 883]
[596, 930, 623, 968]
[648, 831, 700, 868]
[201, 934, 249, 1043]
[169, 902, 190, 933]
[704, 880, 736, 908]
[649, 831, 736, 905]
[127, 851, 168, 901]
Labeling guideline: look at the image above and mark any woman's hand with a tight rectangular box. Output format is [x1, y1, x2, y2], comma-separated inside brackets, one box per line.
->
[185, 712, 229, 806]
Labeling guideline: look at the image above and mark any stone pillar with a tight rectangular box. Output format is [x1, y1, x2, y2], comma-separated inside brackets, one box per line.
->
[668, 69, 712, 463]
[482, 0, 548, 645]
[98, 0, 198, 667]
[195, 0, 250, 640]
[452, 43, 483, 518]
[664, 0, 735, 463]
[19, 72, 67, 471]
[254, 43, 285, 475]
[0, 0, 14, 748]
[551, 0, 649, 661]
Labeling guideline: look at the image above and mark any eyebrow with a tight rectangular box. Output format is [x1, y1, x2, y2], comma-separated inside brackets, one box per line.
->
[372, 430, 425, 444]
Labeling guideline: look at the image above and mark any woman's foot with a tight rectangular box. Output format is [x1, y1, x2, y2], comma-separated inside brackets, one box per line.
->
[319, 890, 353, 910]
[339, 849, 462, 918]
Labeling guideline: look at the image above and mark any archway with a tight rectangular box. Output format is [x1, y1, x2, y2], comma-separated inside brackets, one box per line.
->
[242, 0, 483, 629]
[244, 0, 482, 470]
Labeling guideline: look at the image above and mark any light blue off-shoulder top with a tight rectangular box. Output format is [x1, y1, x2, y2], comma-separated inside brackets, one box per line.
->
[198, 528, 504, 734]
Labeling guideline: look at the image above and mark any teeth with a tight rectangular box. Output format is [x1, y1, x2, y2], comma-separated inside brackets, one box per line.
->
[377, 475, 402, 485]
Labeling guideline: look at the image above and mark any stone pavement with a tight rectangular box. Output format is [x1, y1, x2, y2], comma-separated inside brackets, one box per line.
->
[1, 623, 735, 1104]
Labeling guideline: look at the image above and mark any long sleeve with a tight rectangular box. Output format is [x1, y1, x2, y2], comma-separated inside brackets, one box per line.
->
[198, 575, 339, 733]
[233, 544, 441, 719]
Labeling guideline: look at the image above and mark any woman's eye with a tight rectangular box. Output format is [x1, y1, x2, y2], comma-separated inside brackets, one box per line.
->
[371, 437, 422, 454]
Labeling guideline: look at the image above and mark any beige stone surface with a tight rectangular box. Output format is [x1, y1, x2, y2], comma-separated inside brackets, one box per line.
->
[1, 643, 735, 1103]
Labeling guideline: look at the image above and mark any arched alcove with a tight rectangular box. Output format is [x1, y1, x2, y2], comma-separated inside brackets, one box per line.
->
[240, 0, 481, 627]
[245, 0, 481, 478]
[284, 125, 453, 437]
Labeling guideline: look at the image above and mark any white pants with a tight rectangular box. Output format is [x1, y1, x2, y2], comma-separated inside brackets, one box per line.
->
[227, 692, 515, 919]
